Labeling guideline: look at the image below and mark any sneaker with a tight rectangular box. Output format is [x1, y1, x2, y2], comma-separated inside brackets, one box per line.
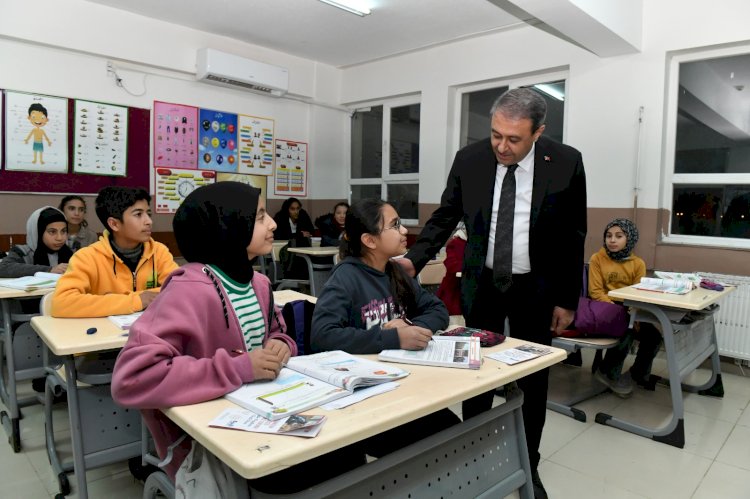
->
[631, 371, 660, 391]
[594, 370, 633, 398]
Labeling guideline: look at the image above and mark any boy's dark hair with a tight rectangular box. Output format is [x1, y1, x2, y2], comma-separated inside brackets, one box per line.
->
[341, 198, 417, 316]
[28, 103, 48, 117]
[95, 186, 151, 231]
[59, 195, 89, 227]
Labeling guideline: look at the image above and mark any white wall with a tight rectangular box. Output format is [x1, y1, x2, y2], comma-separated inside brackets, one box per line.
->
[340, 0, 750, 212]
[0, 0, 349, 210]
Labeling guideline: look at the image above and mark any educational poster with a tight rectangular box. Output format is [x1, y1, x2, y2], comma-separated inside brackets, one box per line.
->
[4, 91, 68, 173]
[154, 167, 216, 214]
[274, 139, 307, 197]
[0, 91, 3, 168]
[153, 101, 198, 169]
[216, 172, 267, 206]
[198, 108, 238, 173]
[73, 99, 129, 176]
[237, 114, 274, 175]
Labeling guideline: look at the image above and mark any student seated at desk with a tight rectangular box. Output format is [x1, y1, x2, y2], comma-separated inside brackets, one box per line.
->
[0, 206, 72, 278]
[589, 218, 662, 397]
[59, 195, 98, 252]
[315, 201, 349, 247]
[111, 182, 364, 492]
[273, 197, 315, 241]
[51, 186, 179, 317]
[311, 198, 459, 456]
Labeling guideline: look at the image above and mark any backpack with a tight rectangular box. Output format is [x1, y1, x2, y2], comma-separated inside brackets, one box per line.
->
[281, 299, 316, 355]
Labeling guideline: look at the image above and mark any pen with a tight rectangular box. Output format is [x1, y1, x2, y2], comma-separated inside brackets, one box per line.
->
[403, 317, 414, 326]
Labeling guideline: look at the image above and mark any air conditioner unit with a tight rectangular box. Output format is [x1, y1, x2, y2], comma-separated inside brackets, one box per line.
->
[196, 48, 289, 97]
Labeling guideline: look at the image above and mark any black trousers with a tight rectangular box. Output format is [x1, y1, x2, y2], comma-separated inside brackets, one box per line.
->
[463, 268, 553, 471]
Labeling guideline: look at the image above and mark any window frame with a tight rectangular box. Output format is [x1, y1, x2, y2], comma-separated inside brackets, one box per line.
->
[662, 44, 750, 249]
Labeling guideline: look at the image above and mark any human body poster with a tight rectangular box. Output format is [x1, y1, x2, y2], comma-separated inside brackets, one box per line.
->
[237, 114, 274, 175]
[198, 108, 238, 173]
[153, 101, 198, 169]
[274, 139, 307, 196]
[154, 167, 216, 214]
[4, 91, 68, 173]
[73, 99, 129, 176]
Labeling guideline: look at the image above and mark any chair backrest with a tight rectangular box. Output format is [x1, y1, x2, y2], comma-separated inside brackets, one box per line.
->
[39, 293, 53, 316]
[281, 299, 316, 355]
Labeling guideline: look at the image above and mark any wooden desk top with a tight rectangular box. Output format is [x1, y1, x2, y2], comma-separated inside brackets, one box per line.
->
[287, 246, 339, 256]
[608, 284, 735, 311]
[31, 291, 318, 356]
[163, 338, 566, 479]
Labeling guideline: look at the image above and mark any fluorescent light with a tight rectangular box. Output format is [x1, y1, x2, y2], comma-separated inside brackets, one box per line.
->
[318, 0, 371, 16]
[533, 83, 565, 101]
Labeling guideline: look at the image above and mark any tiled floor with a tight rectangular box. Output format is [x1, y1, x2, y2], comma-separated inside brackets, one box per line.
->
[2, 351, 749, 498]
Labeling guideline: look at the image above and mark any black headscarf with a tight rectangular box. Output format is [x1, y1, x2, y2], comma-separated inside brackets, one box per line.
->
[603, 218, 639, 261]
[33, 207, 73, 266]
[173, 182, 261, 284]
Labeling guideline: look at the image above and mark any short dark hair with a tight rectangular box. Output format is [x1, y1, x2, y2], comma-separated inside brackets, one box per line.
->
[28, 103, 48, 117]
[95, 186, 151, 231]
[490, 88, 547, 132]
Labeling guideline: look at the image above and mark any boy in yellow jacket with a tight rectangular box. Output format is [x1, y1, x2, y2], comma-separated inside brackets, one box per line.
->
[52, 186, 179, 317]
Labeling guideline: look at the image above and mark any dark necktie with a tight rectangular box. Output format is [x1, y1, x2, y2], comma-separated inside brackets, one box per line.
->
[493, 164, 518, 292]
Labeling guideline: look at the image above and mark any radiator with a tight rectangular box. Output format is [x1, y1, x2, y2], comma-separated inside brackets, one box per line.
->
[698, 272, 750, 361]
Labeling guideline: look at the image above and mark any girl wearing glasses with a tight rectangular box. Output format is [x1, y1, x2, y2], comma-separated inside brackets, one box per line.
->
[311, 198, 457, 457]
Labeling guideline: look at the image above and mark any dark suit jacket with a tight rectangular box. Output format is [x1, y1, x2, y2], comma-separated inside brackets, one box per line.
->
[406, 136, 587, 318]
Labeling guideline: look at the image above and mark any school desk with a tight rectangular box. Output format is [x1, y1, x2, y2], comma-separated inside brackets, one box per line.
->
[30, 290, 316, 498]
[285, 246, 339, 296]
[0, 284, 55, 452]
[162, 338, 566, 498]
[600, 284, 735, 447]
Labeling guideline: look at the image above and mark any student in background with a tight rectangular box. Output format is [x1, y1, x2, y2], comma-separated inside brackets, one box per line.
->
[0, 206, 72, 277]
[589, 218, 662, 397]
[315, 201, 349, 247]
[273, 197, 315, 241]
[436, 222, 467, 315]
[112, 182, 362, 492]
[59, 195, 98, 251]
[51, 186, 178, 317]
[311, 198, 459, 456]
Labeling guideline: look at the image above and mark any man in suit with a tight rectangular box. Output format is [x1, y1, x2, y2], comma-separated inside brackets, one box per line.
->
[398, 88, 587, 498]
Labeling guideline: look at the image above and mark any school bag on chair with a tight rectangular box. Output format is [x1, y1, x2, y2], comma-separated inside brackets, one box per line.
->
[568, 263, 630, 338]
[281, 299, 316, 355]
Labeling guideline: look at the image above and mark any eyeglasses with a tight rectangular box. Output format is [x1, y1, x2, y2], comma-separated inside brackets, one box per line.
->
[383, 219, 403, 232]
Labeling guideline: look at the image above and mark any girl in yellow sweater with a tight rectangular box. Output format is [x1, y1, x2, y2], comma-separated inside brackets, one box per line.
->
[590, 218, 662, 398]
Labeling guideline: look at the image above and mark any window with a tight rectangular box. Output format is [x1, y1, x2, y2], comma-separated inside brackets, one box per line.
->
[665, 48, 750, 246]
[350, 98, 420, 223]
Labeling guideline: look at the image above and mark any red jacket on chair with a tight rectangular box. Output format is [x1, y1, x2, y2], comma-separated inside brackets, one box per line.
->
[436, 236, 466, 315]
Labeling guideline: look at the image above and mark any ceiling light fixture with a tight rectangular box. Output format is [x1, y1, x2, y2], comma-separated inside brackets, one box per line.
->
[533, 83, 565, 101]
[318, 0, 371, 16]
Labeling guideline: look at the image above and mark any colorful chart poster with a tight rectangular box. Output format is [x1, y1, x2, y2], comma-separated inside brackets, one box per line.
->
[153, 101, 198, 169]
[216, 172, 268, 206]
[198, 109, 238, 172]
[154, 167, 216, 214]
[237, 114, 274, 175]
[73, 99, 128, 176]
[4, 91, 68, 173]
[274, 139, 307, 197]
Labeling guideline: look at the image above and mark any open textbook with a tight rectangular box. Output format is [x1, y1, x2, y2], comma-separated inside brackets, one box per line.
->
[378, 336, 482, 369]
[633, 277, 696, 295]
[225, 351, 409, 420]
[209, 408, 326, 438]
[0, 272, 61, 292]
[486, 344, 554, 366]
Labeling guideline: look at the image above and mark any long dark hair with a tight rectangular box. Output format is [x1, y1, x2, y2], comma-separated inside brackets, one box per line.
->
[341, 199, 417, 316]
[59, 195, 89, 227]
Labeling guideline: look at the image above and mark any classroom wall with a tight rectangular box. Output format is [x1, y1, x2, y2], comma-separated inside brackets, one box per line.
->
[0, 0, 348, 238]
[338, 0, 750, 274]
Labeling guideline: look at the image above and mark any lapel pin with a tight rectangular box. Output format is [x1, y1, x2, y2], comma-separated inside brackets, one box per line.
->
[544, 155, 551, 162]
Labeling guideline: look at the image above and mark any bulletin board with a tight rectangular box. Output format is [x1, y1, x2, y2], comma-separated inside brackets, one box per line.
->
[0, 89, 150, 194]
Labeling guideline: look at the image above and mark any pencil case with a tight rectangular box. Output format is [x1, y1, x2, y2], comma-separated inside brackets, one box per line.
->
[436, 327, 505, 347]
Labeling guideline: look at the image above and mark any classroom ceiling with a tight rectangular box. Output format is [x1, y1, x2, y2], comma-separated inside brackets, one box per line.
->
[85, 0, 531, 67]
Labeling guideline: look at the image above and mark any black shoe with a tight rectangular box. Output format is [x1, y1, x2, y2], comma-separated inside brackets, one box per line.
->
[31, 377, 46, 393]
[531, 469, 548, 499]
[631, 371, 660, 391]
[562, 350, 583, 367]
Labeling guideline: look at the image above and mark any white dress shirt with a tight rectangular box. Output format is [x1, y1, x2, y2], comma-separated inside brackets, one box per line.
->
[485, 144, 534, 274]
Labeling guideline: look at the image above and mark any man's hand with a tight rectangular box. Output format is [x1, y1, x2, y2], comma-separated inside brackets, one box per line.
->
[264, 338, 292, 365]
[397, 325, 433, 350]
[549, 306, 575, 335]
[248, 349, 283, 380]
[393, 257, 416, 278]
[139, 291, 159, 309]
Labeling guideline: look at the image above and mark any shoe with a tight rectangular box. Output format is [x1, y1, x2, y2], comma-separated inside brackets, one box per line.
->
[631, 371, 660, 391]
[594, 370, 633, 398]
[562, 350, 583, 367]
[31, 377, 46, 393]
[531, 469, 548, 499]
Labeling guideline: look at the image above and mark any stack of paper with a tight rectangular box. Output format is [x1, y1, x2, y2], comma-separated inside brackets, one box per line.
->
[0, 272, 61, 291]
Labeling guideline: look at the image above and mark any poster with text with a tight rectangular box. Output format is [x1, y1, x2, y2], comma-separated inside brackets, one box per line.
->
[237, 114, 274, 175]
[154, 167, 216, 214]
[274, 139, 307, 197]
[216, 172, 267, 206]
[73, 99, 129, 176]
[4, 91, 68, 173]
[153, 101, 198, 169]
[198, 108, 238, 172]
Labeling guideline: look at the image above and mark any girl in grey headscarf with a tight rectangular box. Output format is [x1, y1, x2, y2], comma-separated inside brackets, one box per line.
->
[0, 206, 72, 277]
